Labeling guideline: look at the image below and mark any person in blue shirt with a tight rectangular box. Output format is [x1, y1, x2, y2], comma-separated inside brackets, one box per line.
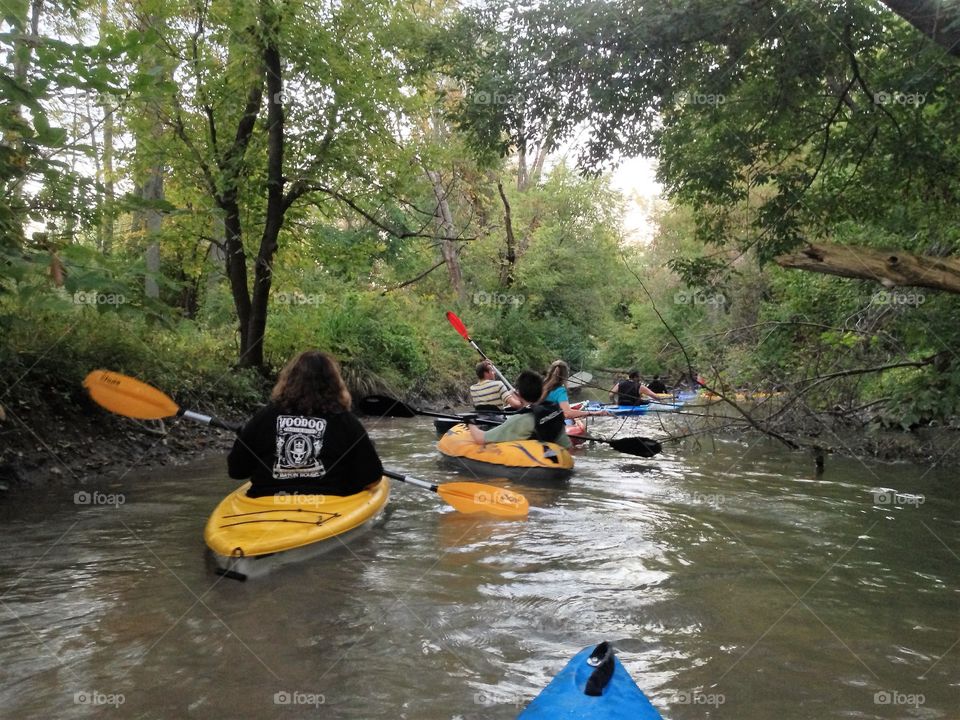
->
[541, 360, 607, 425]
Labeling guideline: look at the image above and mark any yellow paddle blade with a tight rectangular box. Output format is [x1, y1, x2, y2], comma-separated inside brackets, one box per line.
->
[83, 370, 180, 420]
[437, 482, 529, 518]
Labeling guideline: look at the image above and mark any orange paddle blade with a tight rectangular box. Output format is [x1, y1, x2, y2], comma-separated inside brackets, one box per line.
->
[83, 370, 180, 420]
[436, 481, 529, 518]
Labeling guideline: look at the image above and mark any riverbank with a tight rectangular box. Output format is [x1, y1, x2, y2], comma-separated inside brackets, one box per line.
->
[0, 393, 244, 491]
[669, 398, 960, 467]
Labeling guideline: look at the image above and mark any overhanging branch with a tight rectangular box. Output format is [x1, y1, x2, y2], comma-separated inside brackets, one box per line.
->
[775, 241, 960, 294]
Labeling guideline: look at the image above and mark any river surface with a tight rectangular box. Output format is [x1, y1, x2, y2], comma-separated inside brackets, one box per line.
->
[0, 412, 957, 718]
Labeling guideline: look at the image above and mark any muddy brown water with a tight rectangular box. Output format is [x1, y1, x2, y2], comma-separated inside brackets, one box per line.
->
[0, 414, 957, 718]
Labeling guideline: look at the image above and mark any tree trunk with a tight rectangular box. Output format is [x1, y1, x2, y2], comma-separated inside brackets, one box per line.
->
[12, 0, 42, 84]
[516, 144, 528, 192]
[142, 169, 163, 299]
[496, 178, 516, 288]
[426, 169, 464, 299]
[220, 195, 252, 357]
[6, 0, 44, 241]
[206, 216, 226, 295]
[101, 99, 115, 253]
[99, 0, 114, 253]
[243, 26, 284, 369]
[775, 241, 960, 294]
[138, 12, 165, 299]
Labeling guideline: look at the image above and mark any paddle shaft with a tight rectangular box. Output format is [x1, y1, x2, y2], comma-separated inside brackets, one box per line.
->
[383, 469, 435, 491]
[180, 409, 242, 432]
[577, 433, 617, 445]
[412, 408, 473, 421]
[446, 312, 516, 393]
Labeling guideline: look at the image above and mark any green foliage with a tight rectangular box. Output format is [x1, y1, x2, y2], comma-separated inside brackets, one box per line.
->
[448, 0, 960, 261]
[5, 0, 959, 443]
[0, 298, 262, 411]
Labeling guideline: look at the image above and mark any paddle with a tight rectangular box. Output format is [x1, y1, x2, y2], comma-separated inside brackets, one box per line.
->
[82, 370, 529, 518]
[82, 369, 240, 430]
[361, 393, 663, 458]
[573, 434, 663, 458]
[383, 470, 528, 517]
[357, 394, 480, 421]
[446, 311, 516, 392]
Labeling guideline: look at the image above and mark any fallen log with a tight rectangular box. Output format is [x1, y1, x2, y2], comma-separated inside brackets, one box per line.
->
[775, 241, 960, 294]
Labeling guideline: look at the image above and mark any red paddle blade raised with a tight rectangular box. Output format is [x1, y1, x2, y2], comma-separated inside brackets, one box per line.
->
[446, 311, 470, 340]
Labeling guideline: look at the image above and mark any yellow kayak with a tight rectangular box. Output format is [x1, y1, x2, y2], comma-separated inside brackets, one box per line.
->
[204, 479, 390, 579]
[437, 423, 574, 481]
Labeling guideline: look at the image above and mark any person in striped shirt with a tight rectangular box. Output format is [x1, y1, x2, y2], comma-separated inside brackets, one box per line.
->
[469, 361, 524, 411]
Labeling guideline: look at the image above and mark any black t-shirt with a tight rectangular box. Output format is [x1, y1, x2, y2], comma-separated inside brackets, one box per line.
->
[227, 402, 383, 497]
[648, 379, 668, 394]
[616, 379, 642, 406]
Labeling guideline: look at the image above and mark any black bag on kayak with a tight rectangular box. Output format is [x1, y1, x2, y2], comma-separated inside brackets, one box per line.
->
[522, 401, 566, 443]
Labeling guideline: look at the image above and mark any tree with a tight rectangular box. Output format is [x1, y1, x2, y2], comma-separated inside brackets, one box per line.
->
[445, 0, 960, 279]
[146, 0, 421, 368]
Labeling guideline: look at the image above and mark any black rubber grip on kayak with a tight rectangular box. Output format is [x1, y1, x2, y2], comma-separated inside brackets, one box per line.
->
[585, 642, 615, 696]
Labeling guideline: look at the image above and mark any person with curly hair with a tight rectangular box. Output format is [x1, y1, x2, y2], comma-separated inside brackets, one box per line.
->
[227, 350, 383, 497]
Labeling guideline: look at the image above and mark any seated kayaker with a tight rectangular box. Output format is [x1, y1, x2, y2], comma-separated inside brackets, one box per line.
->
[542, 359, 607, 426]
[468, 370, 573, 448]
[469, 360, 523, 411]
[609, 370, 660, 406]
[227, 350, 383, 498]
[647, 374, 668, 394]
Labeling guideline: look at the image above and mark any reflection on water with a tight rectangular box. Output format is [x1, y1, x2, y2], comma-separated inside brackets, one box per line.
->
[0, 416, 957, 718]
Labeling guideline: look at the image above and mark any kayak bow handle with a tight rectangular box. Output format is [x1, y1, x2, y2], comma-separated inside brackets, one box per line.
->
[585, 642, 615, 697]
